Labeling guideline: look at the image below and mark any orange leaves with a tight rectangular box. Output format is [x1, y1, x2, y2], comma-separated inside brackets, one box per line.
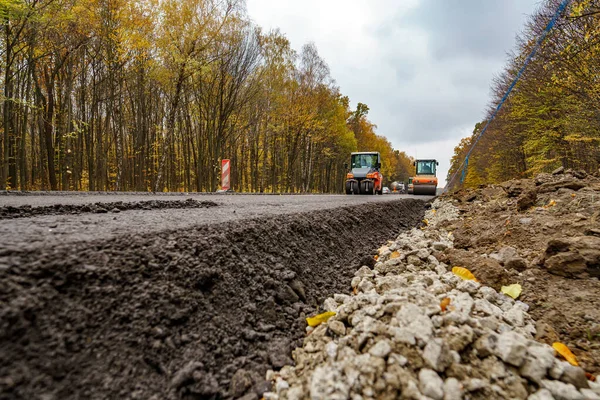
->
[440, 298, 451, 312]
[552, 342, 579, 366]
[586, 372, 596, 382]
[389, 251, 401, 259]
[452, 267, 478, 282]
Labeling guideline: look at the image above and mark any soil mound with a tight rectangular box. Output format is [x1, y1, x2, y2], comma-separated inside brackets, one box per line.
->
[0, 199, 424, 400]
[0, 199, 218, 220]
[439, 168, 600, 373]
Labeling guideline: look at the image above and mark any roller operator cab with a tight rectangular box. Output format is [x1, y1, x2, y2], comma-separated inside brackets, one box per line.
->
[412, 159, 439, 195]
[345, 152, 383, 195]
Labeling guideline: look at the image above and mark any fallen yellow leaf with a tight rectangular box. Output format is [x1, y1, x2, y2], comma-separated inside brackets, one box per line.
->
[306, 311, 336, 327]
[553, 342, 579, 366]
[452, 267, 478, 282]
[423, 219, 429, 225]
[501, 284, 522, 299]
[389, 251, 401, 259]
[544, 199, 557, 208]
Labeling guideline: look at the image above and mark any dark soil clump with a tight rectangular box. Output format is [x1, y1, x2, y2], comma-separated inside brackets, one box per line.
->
[0, 199, 425, 400]
[0, 198, 218, 220]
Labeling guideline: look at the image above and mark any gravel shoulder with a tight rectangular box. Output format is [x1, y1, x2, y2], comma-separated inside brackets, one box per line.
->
[262, 187, 600, 400]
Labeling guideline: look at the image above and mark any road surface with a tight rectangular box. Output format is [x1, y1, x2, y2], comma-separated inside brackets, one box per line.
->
[0, 192, 432, 252]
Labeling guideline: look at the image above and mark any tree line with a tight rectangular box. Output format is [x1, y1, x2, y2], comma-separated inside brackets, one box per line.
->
[0, 0, 414, 192]
[448, 0, 600, 189]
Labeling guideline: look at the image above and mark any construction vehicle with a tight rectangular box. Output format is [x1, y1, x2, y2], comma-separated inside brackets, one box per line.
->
[407, 177, 414, 194]
[390, 181, 405, 194]
[412, 159, 439, 195]
[345, 152, 383, 195]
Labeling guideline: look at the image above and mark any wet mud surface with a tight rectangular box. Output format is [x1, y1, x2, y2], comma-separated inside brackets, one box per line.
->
[0, 199, 425, 400]
[0, 199, 218, 220]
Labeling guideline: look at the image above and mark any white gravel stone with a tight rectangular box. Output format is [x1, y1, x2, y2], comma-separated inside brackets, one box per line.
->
[457, 279, 481, 294]
[432, 241, 449, 251]
[419, 368, 444, 400]
[520, 343, 556, 383]
[504, 304, 527, 327]
[474, 298, 504, 317]
[541, 380, 584, 400]
[355, 265, 375, 278]
[423, 338, 452, 372]
[327, 320, 346, 336]
[443, 377, 463, 400]
[368, 340, 392, 358]
[528, 388, 555, 400]
[581, 389, 600, 400]
[494, 331, 529, 367]
[357, 277, 375, 293]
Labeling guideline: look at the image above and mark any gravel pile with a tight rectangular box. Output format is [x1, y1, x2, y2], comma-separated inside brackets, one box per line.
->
[263, 199, 600, 400]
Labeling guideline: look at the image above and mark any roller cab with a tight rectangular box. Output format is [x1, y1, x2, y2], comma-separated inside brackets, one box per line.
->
[412, 159, 439, 196]
[345, 152, 383, 195]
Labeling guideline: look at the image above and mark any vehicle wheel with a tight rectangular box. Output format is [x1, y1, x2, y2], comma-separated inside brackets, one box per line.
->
[345, 181, 352, 194]
[360, 180, 369, 195]
[350, 181, 360, 194]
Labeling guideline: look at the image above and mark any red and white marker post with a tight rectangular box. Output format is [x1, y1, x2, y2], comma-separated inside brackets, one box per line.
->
[221, 159, 230, 191]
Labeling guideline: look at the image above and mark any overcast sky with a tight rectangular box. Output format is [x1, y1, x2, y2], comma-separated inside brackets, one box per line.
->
[246, 0, 541, 185]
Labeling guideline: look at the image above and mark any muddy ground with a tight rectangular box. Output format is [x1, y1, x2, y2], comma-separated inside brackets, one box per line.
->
[0, 199, 425, 400]
[439, 168, 600, 375]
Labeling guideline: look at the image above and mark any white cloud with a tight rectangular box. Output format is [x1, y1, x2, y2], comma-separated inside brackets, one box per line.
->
[246, 0, 539, 186]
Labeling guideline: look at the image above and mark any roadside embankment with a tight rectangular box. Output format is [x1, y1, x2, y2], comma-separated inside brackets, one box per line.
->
[263, 171, 600, 400]
[0, 199, 425, 400]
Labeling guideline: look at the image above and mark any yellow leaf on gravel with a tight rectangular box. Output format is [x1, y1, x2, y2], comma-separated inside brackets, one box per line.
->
[389, 251, 401, 259]
[423, 219, 429, 225]
[452, 267, 478, 282]
[553, 342, 579, 366]
[545, 199, 557, 208]
[306, 311, 336, 327]
[440, 297, 451, 312]
[501, 284, 522, 299]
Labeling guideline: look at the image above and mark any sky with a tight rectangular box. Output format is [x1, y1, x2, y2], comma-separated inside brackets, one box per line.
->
[246, 0, 541, 186]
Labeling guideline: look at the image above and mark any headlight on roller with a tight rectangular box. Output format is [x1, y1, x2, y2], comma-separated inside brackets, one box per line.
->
[366, 172, 377, 179]
[347, 173, 354, 179]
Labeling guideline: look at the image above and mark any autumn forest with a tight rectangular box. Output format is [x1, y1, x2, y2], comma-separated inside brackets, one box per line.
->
[448, 0, 600, 189]
[0, 0, 414, 192]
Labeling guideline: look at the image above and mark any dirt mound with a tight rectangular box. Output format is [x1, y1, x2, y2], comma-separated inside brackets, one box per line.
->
[0, 199, 424, 400]
[0, 199, 218, 220]
[440, 168, 600, 373]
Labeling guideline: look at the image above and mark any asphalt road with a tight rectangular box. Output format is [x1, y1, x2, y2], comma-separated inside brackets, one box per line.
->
[0, 192, 432, 252]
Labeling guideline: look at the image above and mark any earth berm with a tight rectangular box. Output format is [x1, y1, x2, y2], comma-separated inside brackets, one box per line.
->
[0, 199, 424, 400]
